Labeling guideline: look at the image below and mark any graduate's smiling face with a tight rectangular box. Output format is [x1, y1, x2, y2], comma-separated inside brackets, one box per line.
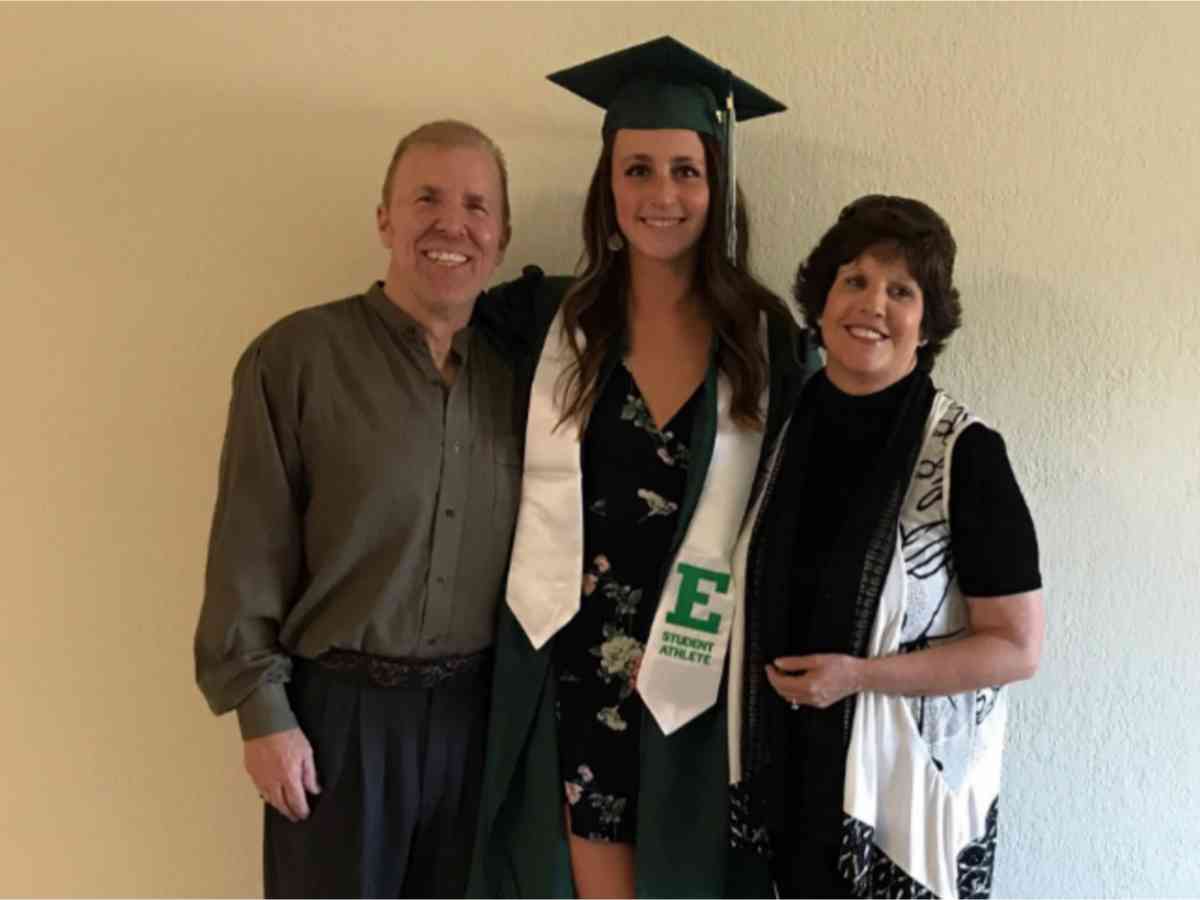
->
[610, 128, 710, 269]
[376, 142, 508, 316]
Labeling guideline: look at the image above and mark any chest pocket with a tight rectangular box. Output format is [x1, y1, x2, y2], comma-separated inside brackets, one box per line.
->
[492, 437, 523, 517]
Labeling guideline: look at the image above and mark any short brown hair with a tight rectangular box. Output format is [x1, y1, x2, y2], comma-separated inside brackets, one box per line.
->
[793, 194, 962, 370]
[380, 120, 511, 249]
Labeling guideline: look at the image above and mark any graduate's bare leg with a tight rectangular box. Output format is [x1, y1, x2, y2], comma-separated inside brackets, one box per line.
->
[564, 805, 636, 899]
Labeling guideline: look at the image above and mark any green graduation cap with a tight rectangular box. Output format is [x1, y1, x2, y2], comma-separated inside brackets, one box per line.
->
[547, 35, 787, 260]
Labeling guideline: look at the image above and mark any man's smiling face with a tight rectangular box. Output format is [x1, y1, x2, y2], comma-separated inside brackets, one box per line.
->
[376, 142, 507, 317]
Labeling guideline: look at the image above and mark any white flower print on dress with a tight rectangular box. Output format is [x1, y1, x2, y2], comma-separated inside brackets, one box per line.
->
[598, 634, 642, 678]
[596, 705, 628, 732]
[603, 585, 641, 620]
[620, 394, 650, 428]
[589, 624, 644, 726]
[563, 763, 596, 807]
[637, 488, 678, 522]
[564, 781, 583, 805]
[619, 389, 691, 468]
[589, 793, 628, 829]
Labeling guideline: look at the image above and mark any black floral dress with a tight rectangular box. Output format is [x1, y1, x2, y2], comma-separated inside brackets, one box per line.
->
[552, 359, 700, 844]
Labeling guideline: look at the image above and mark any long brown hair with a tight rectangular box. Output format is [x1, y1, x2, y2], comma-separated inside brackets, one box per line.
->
[556, 131, 786, 432]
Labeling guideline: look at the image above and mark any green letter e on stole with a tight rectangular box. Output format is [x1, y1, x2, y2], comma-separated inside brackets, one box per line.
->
[665, 563, 729, 635]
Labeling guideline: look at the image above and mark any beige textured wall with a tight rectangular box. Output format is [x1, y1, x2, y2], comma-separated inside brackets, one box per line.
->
[1, 3, 1196, 896]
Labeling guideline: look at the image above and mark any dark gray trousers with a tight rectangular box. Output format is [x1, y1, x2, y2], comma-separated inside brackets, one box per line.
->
[263, 659, 489, 899]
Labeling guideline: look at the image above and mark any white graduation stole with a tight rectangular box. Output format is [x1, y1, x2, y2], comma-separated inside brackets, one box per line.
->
[506, 306, 766, 735]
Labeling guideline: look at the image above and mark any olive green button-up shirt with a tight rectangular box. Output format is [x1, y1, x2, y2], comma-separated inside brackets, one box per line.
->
[195, 283, 521, 739]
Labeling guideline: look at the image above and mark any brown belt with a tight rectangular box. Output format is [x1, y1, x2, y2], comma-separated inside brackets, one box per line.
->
[308, 647, 493, 690]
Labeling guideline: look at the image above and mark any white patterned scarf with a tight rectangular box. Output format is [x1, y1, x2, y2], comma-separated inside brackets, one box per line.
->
[728, 389, 1006, 898]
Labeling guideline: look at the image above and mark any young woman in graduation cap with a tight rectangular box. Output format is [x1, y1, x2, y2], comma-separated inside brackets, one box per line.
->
[469, 37, 815, 898]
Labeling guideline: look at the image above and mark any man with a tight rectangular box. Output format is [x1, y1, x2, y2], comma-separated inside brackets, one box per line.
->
[195, 120, 519, 898]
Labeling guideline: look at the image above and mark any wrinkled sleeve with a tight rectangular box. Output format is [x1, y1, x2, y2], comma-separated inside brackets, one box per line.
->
[472, 266, 547, 359]
[194, 337, 306, 739]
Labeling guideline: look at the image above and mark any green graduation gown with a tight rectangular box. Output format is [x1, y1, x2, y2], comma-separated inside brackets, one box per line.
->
[468, 269, 816, 898]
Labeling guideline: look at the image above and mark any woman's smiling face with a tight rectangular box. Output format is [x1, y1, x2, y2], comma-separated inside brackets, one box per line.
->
[610, 128, 710, 269]
[820, 244, 925, 395]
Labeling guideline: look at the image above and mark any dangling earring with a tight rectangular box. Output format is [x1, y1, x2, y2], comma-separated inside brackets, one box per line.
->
[606, 232, 625, 252]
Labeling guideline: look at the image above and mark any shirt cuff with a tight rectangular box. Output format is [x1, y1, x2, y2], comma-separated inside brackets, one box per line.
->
[235, 681, 299, 739]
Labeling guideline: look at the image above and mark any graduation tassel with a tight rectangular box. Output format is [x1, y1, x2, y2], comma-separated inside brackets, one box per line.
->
[724, 73, 738, 263]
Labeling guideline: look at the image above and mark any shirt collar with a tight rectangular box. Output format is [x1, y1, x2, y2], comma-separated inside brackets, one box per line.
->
[365, 281, 474, 363]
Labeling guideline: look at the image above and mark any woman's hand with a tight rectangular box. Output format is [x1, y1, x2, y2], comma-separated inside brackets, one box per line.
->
[766, 591, 1044, 708]
[765, 654, 865, 709]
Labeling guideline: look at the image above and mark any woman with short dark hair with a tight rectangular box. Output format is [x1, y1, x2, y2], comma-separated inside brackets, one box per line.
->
[728, 195, 1044, 899]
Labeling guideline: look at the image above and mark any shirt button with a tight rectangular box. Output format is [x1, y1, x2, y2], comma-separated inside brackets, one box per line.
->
[445, 508, 456, 518]
[452, 442, 462, 454]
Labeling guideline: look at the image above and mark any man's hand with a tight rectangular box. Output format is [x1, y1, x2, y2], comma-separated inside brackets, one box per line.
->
[244, 727, 321, 822]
